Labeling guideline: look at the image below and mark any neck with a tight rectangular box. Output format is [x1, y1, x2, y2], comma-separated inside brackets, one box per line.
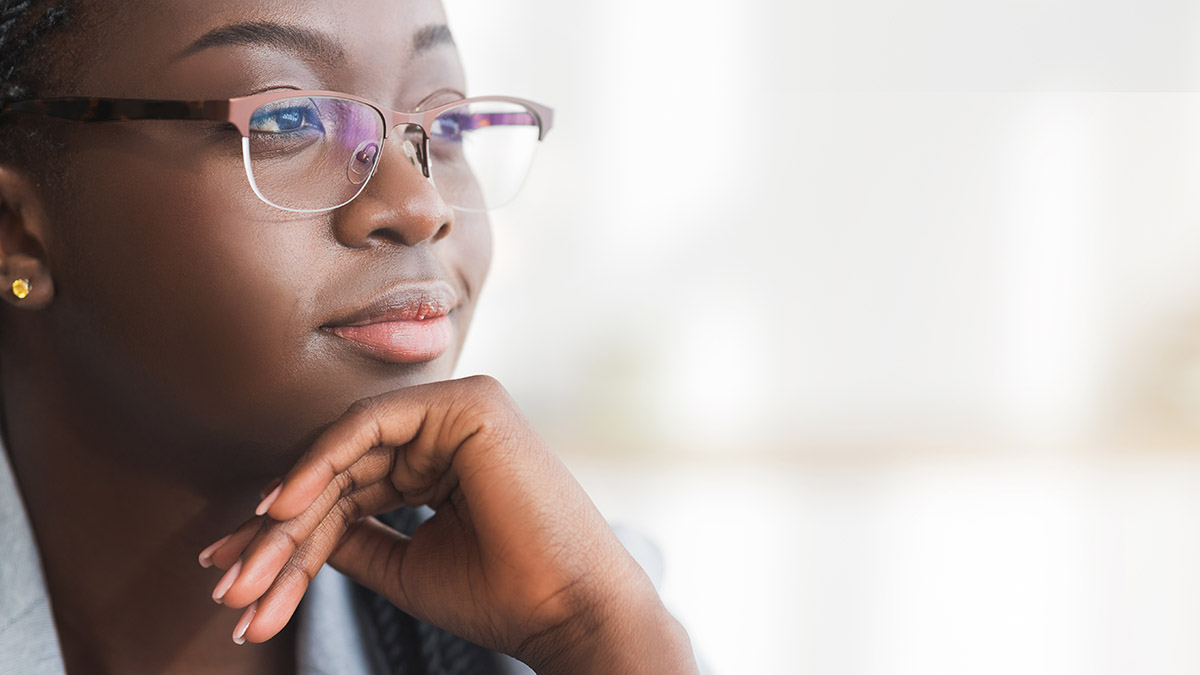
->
[1, 343, 297, 674]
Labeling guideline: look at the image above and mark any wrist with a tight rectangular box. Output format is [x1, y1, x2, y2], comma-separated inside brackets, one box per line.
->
[525, 579, 699, 675]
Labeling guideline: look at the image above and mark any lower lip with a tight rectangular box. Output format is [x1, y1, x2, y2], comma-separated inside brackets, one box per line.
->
[323, 315, 452, 364]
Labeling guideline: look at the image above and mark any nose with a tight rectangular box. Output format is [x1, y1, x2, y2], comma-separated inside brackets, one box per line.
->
[330, 126, 454, 249]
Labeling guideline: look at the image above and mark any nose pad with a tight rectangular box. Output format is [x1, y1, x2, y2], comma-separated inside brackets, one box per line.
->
[347, 139, 380, 185]
[400, 135, 431, 178]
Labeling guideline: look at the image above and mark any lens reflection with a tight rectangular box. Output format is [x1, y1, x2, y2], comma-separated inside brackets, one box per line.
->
[244, 96, 542, 212]
[246, 96, 385, 212]
[428, 100, 541, 212]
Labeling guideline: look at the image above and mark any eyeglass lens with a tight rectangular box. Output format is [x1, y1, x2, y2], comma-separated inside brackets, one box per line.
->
[243, 96, 542, 212]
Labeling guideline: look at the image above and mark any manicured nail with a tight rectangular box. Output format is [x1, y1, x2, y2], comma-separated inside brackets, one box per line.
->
[212, 559, 242, 604]
[198, 534, 232, 569]
[258, 476, 283, 500]
[233, 600, 257, 645]
[255, 483, 283, 517]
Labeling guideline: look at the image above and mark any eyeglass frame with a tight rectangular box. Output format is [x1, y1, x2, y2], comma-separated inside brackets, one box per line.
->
[0, 90, 555, 212]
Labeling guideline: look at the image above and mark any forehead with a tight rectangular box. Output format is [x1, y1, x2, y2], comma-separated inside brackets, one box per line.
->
[71, 0, 462, 105]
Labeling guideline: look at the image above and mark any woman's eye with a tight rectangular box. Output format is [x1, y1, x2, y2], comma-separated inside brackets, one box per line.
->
[432, 112, 469, 141]
[250, 100, 325, 134]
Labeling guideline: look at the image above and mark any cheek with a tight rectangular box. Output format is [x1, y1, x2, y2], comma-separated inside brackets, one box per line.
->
[440, 209, 493, 361]
[46, 133, 497, 467]
[50, 135, 336, 452]
[447, 210, 494, 314]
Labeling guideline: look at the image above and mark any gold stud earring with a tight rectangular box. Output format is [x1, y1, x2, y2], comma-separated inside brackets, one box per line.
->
[11, 278, 31, 299]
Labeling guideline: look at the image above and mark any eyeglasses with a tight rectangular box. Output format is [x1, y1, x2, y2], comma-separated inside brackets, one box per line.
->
[0, 90, 554, 213]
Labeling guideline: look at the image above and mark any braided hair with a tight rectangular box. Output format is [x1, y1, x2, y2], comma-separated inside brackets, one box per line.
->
[0, 0, 73, 101]
[0, 0, 75, 188]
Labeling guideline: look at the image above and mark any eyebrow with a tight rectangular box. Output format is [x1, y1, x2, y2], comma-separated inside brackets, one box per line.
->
[412, 24, 455, 53]
[173, 20, 456, 66]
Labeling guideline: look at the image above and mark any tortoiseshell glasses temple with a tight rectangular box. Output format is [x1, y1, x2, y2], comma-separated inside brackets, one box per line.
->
[0, 91, 555, 213]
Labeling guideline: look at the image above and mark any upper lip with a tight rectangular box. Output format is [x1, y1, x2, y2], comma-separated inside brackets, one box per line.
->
[322, 280, 458, 327]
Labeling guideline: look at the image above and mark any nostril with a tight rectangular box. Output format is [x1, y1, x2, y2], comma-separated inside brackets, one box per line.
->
[431, 220, 452, 242]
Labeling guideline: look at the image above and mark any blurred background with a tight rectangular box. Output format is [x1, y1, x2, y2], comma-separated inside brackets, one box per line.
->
[446, 0, 1200, 672]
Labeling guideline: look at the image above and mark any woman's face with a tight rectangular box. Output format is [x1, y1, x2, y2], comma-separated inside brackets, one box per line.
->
[30, 0, 491, 477]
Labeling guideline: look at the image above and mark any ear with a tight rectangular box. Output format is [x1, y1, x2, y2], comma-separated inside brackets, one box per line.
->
[0, 163, 54, 310]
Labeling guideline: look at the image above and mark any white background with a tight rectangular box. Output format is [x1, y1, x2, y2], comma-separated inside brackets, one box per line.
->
[447, 1, 1200, 673]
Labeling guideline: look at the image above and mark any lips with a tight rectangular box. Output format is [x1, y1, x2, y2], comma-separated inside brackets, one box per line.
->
[322, 281, 457, 364]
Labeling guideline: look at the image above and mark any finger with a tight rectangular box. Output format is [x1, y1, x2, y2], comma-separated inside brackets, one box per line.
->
[216, 451, 398, 609]
[207, 448, 386, 579]
[199, 515, 267, 571]
[237, 496, 404, 643]
[258, 476, 284, 502]
[266, 376, 511, 523]
[324, 514, 416, 616]
[264, 391, 430, 522]
[231, 501, 353, 644]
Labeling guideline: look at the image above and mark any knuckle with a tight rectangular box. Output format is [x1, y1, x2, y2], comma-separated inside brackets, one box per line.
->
[463, 372, 501, 390]
[333, 495, 363, 532]
[457, 375, 515, 423]
[273, 522, 306, 553]
[344, 396, 376, 417]
[344, 395, 388, 426]
[340, 398, 386, 450]
[314, 454, 343, 492]
[279, 555, 318, 590]
[462, 373, 507, 401]
[333, 468, 358, 497]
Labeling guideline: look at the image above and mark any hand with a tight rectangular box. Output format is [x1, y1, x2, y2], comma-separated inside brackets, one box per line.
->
[197, 375, 697, 673]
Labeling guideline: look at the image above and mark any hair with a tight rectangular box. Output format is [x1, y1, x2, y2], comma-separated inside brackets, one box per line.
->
[0, 0, 77, 189]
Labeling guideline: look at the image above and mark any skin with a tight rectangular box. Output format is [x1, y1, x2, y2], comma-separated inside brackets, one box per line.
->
[0, 0, 698, 673]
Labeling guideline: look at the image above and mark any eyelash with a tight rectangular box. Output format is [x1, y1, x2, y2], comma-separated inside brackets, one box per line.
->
[432, 111, 472, 141]
[250, 100, 325, 135]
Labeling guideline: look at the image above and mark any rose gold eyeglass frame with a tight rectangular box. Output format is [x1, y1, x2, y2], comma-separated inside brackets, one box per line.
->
[0, 90, 555, 212]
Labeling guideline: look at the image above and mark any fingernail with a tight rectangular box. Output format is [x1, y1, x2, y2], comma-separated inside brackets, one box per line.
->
[232, 600, 257, 645]
[198, 534, 232, 569]
[212, 558, 242, 604]
[258, 476, 283, 500]
[255, 483, 283, 517]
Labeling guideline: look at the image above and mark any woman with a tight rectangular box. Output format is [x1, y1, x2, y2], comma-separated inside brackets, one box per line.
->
[0, 0, 700, 672]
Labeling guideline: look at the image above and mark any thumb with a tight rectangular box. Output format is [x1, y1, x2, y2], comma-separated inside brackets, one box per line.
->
[326, 515, 416, 614]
